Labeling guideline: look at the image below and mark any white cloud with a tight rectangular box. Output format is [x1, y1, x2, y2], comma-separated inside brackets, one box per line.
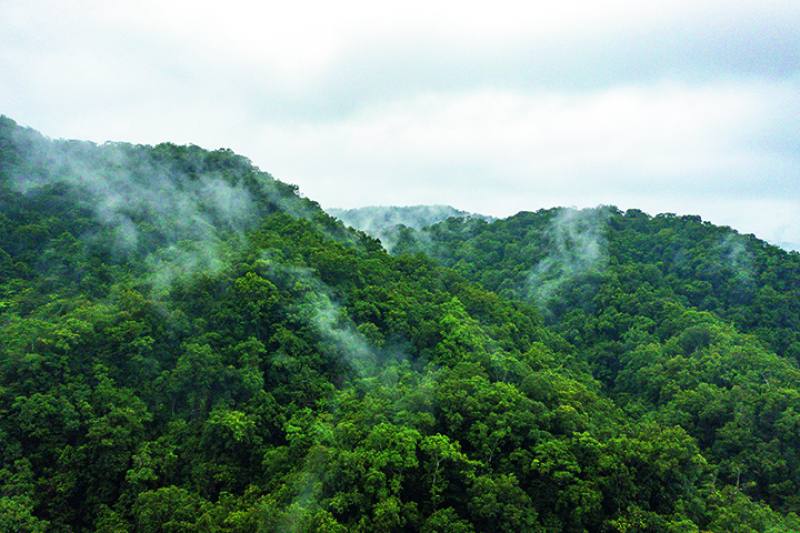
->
[248, 80, 798, 202]
[1, 0, 798, 247]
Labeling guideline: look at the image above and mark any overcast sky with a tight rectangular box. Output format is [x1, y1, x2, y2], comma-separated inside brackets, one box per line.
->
[2, 1, 799, 249]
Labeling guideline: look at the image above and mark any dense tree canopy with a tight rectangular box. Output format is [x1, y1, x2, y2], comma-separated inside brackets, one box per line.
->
[2, 116, 800, 531]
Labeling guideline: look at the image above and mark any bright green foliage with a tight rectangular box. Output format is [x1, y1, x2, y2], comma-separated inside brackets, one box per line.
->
[1, 116, 799, 531]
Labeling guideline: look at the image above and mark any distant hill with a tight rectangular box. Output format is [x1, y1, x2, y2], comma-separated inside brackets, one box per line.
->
[328, 204, 492, 248]
[392, 206, 800, 359]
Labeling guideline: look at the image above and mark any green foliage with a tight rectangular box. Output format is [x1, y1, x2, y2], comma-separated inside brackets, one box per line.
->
[1, 116, 799, 531]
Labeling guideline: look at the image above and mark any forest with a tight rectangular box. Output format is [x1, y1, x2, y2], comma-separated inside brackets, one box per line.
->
[2, 115, 800, 532]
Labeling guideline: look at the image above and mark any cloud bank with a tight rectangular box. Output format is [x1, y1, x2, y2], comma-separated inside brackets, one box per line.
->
[2, 0, 798, 248]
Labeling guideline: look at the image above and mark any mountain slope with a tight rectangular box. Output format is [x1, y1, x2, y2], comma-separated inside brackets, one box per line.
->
[328, 205, 492, 249]
[1, 119, 799, 531]
[394, 206, 800, 360]
[391, 206, 800, 515]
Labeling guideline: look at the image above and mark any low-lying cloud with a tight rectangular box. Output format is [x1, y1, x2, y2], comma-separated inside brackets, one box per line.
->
[2, 1, 798, 249]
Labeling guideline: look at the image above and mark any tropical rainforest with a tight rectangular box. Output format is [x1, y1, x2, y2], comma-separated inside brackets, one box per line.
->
[1, 115, 800, 532]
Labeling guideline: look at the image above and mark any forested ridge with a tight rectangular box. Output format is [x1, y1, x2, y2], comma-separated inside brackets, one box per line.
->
[2, 116, 800, 532]
[327, 206, 491, 251]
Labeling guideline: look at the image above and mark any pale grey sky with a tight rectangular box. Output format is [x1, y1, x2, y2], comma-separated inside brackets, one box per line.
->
[2, 1, 799, 248]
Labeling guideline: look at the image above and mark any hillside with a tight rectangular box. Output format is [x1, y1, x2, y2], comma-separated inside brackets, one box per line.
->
[394, 207, 800, 359]
[1, 118, 800, 531]
[328, 205, 491, 250]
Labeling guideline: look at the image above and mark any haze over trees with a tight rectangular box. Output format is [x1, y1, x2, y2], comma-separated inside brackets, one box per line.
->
[2, 116, 800, 531]
[328, 206, 492, 251]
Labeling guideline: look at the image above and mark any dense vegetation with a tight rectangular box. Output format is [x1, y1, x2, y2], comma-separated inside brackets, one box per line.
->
[391, 207, 800, 360]
[2, 116, 800, 531]
[328, 206, 491, 251]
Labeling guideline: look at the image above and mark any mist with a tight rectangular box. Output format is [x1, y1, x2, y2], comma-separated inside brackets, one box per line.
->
[329, 205, 491, 251]
[2, 116, 316, 292]
[525, 207, 610, 306]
